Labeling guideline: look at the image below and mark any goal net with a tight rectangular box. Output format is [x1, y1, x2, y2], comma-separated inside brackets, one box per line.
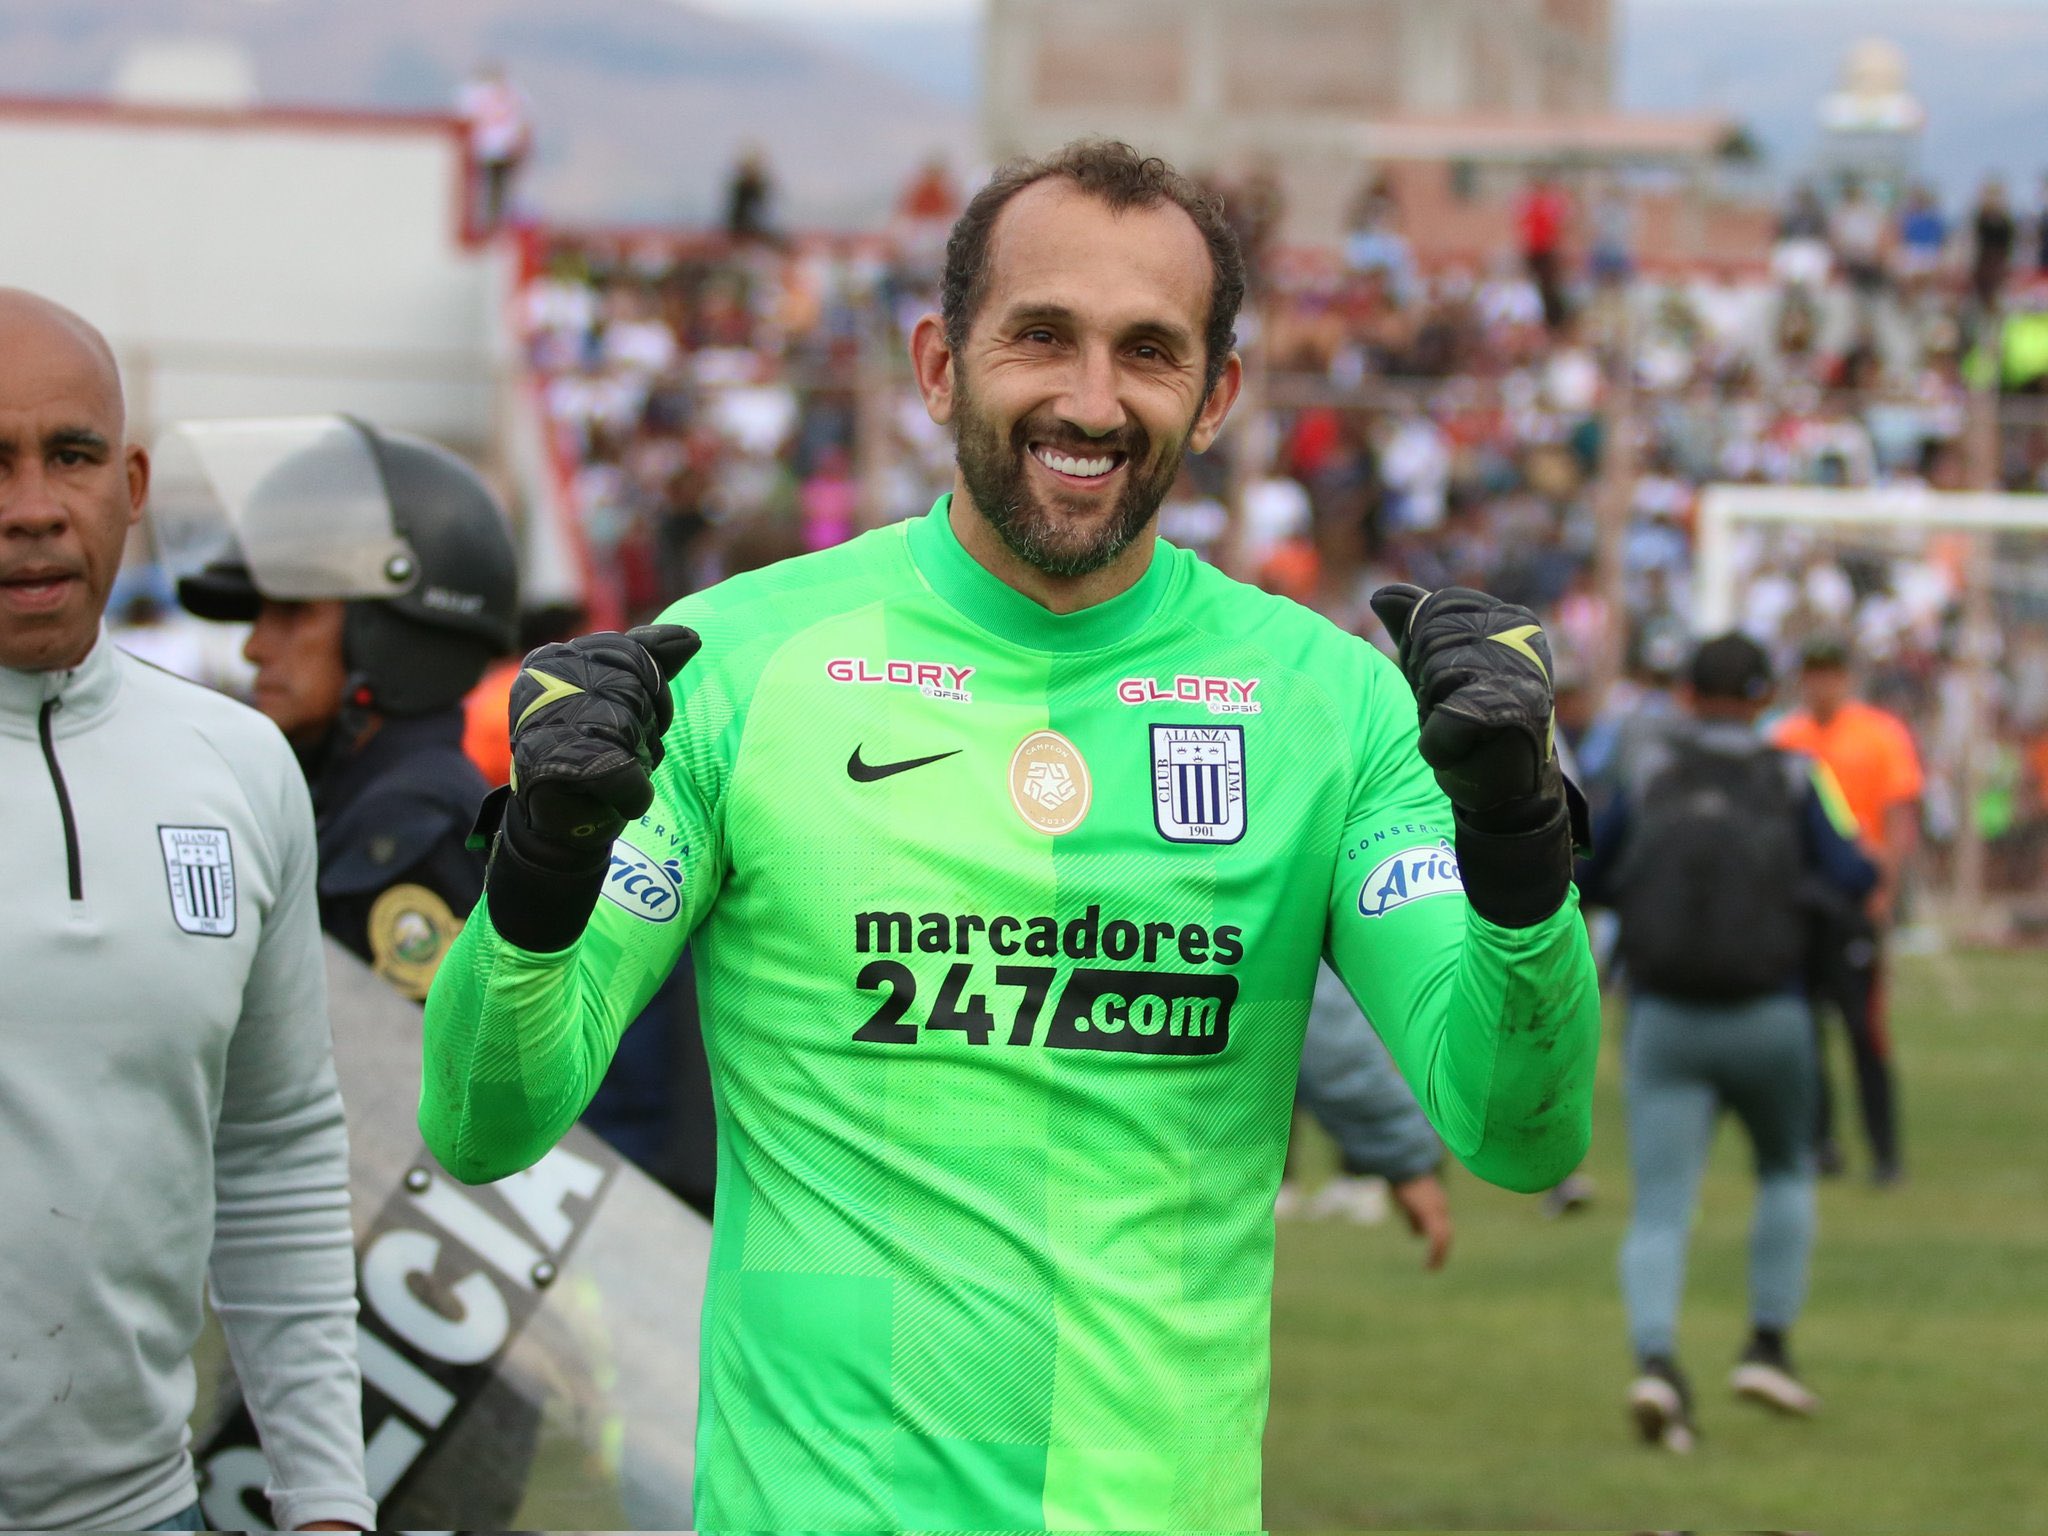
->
[1695, 485, 2048, 944]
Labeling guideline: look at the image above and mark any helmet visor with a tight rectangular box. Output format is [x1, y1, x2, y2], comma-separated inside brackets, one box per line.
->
[150, 417, 420, 602]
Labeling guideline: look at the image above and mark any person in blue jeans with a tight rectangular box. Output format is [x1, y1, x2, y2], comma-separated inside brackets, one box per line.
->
[1578, 634, 1876, 1453]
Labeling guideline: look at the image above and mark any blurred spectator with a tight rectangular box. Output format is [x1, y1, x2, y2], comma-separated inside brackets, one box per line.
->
[1515, 170, 1572, 330]
[1588, 180, 1635, 289]
[457, 63, 531, 231]
[1773, 184, 1833, 292]
[1242, 462, 1315, 599]
[1158, 464, 1229, 561]
[1971, 178, 2016, 310]
[1580, 610, 1687, 800]
[1221, 160, 1287, 295]
[1772, 633, 1924, 1184]
[1829, 176, 1889, 326]
[1343, 177, 1416, 304]
[726, 147, 779, 245]
[800, 444, 859, 552]
[1378, 411, 1450, 535]
[1553, 562, 1616, 684]
[2035, 171, 2048, 275]
[1895, 185, 1948, 293]
[893, 156, 961, 286]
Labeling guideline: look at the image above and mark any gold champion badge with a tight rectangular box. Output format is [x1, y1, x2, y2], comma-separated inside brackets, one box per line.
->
[1008, 728, 1091, 835]
[366, 883, 463, 1000]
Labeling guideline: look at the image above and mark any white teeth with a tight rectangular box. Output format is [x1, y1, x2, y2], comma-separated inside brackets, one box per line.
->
[1033, 445, 1116, 478]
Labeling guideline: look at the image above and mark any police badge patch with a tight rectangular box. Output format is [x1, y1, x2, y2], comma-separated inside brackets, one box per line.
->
[367, 883, 464, 1000]
[159, 826, 237, 937]
[1150, 724, 1246, 844]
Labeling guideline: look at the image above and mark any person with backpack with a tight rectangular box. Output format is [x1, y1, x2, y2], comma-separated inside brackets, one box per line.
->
[1577, 634, 1876, 1454]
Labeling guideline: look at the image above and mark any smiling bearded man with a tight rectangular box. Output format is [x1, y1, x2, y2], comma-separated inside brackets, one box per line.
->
[421, 139, 1600, 1532]
[950, 377, 1169, 578]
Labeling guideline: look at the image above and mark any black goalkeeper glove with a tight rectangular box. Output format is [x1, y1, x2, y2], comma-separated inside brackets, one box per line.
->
[508, 624, 701, 848]
[1369, 584, 1561, 828]
[477, 624, 700, 951]
[1371, 584, 1585, 926]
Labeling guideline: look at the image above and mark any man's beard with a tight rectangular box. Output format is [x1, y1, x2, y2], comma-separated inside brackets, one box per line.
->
[953, 383, 1190, 579]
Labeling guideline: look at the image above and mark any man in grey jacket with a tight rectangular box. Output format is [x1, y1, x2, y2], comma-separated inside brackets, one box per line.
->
[0, 288, 373, 1531]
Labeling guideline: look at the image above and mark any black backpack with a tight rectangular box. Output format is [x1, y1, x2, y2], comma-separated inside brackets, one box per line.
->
[1616, 733, 1806, 1001]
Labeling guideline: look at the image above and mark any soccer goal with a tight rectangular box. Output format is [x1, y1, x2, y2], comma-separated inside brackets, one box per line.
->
[1695, 484, 2048, 943]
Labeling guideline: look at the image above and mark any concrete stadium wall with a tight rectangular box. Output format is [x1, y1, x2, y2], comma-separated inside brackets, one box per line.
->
[0, 100, 511, 450]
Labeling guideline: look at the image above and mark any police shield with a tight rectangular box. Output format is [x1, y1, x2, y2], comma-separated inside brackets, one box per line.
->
[150, 417, 422, 604]
[190, 941, 710, 1530]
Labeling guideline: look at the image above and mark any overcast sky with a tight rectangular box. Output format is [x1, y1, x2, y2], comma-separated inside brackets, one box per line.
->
[694, 0, 975, 18]
[689, 0, 2048, 13]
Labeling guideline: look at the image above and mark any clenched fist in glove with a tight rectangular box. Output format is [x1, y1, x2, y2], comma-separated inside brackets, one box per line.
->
[1369, 584, 1560, 825]
[508, 624, 702, 848]
[1371, 584, 1585, 926]
[482, 624, 700, 951]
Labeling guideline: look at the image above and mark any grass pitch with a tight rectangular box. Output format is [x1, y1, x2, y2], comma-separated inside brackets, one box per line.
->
[1266, 948, 2048, 1531]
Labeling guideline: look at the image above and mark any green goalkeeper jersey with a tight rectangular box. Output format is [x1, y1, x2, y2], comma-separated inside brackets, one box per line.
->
[422, 498, 1599, 1531]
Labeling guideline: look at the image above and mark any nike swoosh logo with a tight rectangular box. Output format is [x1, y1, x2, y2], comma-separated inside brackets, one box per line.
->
[847, 746, 962, 783]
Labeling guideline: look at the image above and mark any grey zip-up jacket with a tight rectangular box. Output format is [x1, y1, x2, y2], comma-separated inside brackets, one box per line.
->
[0, 634, 373, 1531]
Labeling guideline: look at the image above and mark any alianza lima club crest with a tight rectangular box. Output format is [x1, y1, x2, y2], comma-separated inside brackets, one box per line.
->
[159, 825, 237, 937]
[1150, 724, 1246, 845]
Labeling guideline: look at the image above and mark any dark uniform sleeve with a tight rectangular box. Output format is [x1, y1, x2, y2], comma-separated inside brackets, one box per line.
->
[317, 754, 488, 1001]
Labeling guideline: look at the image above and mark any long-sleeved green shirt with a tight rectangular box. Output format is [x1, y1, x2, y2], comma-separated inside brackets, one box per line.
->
[423, 500, 1599, 1531]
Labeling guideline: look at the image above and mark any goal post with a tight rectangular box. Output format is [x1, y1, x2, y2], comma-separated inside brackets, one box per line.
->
[1696, 485, 2048, 631]
[1695, 483, 2048, 943]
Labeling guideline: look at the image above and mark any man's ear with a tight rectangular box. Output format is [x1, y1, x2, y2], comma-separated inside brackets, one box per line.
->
[1187, 351, 1244, 454]
[910, 312, 956, 427]
[125, 443, 150, 527]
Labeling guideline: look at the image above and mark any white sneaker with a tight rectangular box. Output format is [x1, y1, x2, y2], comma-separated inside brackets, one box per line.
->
[1731, 1358, 1821, 1416]
[1628, 1373, 1697, 1453]
[1274, 1180, 1306, 1220]
[1305, 1174, 1390, 1225]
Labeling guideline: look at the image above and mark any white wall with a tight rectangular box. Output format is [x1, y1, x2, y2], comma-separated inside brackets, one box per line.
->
[0, 104, 511, 449]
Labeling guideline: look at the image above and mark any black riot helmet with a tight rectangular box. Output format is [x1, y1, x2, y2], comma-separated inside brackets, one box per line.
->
[157, 415, 520, 716]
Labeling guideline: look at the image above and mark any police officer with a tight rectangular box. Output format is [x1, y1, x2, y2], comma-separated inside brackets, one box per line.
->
[165, 415, 518, 996]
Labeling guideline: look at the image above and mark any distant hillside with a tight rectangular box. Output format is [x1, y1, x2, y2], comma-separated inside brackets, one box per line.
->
[0, 0, 2039, 225]
[793, 12, 982, 110]
[0, 0, 973, 225]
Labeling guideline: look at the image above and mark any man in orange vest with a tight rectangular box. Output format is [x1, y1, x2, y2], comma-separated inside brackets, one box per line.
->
[1772, 634, 1923, 1184]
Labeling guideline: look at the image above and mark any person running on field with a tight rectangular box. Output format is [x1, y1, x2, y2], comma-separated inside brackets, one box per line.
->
[1579, 634, 1875, 1453]
[1772, 632, 1922, 1183]
[421, 139, 1601, 1531]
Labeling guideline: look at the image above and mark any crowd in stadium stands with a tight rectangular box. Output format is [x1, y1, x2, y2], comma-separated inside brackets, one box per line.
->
[510, 163, 2048, 903]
